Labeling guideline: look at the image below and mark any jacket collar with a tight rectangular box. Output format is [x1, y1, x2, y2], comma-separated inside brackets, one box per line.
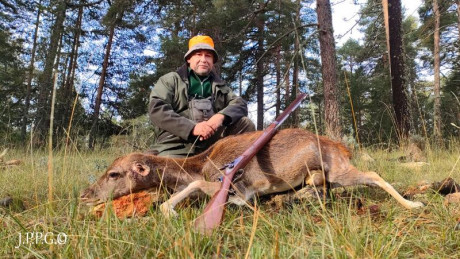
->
[177, 63, 225, 85]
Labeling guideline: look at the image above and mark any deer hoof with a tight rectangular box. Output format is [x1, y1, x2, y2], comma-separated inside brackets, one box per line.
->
[160, 203, 178, 218]
[410, 201, 425, 209]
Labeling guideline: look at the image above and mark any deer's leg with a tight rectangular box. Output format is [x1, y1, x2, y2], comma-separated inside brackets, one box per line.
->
[160, 180, 221, 218]
[306, 170, 326, 187]
[330, 168, 424, 209]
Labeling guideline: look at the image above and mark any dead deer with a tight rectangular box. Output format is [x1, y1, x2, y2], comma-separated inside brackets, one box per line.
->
[80, 129, 424, 217]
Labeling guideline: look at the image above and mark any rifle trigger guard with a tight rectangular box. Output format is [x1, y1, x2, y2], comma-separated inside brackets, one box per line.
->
[217, 169, 243, 184]
[227, 170, 244, 196]
[233, 169, 244, 183]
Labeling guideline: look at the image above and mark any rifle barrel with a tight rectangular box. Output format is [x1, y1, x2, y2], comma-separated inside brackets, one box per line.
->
[194, 93, 307, 234]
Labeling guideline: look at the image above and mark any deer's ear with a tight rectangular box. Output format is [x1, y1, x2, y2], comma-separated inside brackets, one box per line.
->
[132, 162, 150, 176]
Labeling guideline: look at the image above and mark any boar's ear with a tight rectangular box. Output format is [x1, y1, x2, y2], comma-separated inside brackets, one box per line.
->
[132, 162, 150, 176]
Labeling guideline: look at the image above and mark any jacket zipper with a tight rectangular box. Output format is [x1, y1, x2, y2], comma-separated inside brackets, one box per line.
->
[199, 75, 209, 97]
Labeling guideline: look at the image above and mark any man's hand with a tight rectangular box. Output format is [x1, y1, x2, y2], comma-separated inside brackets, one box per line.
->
[193, 122, 215, 140]
[206, 113, 225, 131]
[192, 114, 226, 140]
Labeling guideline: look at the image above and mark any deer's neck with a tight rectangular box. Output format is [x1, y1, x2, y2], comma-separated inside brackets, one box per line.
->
[156, 153, 208, 189]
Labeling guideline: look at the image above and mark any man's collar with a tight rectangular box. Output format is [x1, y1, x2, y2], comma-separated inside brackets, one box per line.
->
[176, 63, 224, 84]
[188, 68, 211, 82]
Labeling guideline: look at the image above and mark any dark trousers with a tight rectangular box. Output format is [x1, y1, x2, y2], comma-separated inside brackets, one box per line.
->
[148, 117, 256, 157]
[194, 116, 256, 154]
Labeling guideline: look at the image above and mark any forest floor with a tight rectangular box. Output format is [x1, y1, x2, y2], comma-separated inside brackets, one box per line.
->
[1, 142, 459, 258]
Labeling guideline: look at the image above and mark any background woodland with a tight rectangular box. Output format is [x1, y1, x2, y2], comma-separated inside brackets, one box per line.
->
[1, 0, 459, 151]
[1, 1, 460, 258]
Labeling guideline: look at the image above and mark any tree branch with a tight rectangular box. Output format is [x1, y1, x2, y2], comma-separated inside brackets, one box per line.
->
[67, 0, 105, 8]
[0, 0, 17, 13]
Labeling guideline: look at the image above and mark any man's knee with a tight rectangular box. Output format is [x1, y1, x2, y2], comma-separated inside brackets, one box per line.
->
[224, 116, 255, 136]
[238, 117, 256, 132]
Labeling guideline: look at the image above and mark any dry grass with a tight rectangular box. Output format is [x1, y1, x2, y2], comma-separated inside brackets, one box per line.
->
[0, 141, 459, 258]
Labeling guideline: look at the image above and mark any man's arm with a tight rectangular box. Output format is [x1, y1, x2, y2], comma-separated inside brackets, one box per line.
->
[148, 75, 196, 141]
[218, 90, 248, 125]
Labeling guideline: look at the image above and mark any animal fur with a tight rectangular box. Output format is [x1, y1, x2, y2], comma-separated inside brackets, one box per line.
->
[80, 129, 424, 217]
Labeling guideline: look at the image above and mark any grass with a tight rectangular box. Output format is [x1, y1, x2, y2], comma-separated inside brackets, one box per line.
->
[1, 143, 459, 258]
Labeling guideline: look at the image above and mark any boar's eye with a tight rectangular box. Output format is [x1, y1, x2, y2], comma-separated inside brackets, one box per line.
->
[108, 171, 121, 179]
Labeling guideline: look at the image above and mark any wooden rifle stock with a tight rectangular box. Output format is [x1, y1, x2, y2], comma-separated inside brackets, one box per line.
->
[194, 93, 307, 235]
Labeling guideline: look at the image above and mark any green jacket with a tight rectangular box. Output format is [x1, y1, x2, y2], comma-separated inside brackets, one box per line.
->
[148, 64, 248, 156]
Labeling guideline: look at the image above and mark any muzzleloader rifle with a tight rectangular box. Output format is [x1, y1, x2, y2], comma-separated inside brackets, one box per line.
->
[194, 93, 308, 235]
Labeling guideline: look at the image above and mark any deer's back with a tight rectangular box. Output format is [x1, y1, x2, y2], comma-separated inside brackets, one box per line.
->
[202, 128, 352, 184]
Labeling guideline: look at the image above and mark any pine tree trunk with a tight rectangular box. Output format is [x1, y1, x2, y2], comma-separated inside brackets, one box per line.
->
[62, 4, 83, 133]
[256, 10, 265, 130]
[291, 0, 301, 127]
[457, 0, 460, 47]
[284, 62, 291, 108]
[433, 0, 442, 140]
[36, 0, 67, 144]
[88, 22, 116, 149]
[275, 45, 281, 117]
[316, 0, 342, 140]
[386, 0, 411, 140]
[22, 0, 42, 142]
[239, 72, 243, 97]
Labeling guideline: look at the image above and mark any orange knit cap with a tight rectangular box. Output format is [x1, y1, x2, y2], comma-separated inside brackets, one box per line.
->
[184, 35, 219, 62]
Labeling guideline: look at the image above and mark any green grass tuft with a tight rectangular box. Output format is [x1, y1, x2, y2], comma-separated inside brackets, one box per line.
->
[1, 143, 459, 258]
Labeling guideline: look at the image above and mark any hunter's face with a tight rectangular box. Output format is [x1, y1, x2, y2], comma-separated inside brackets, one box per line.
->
[187, 50, 214, 76]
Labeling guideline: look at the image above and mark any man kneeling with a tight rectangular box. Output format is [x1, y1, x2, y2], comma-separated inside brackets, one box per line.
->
[148, 35, 255, 157]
